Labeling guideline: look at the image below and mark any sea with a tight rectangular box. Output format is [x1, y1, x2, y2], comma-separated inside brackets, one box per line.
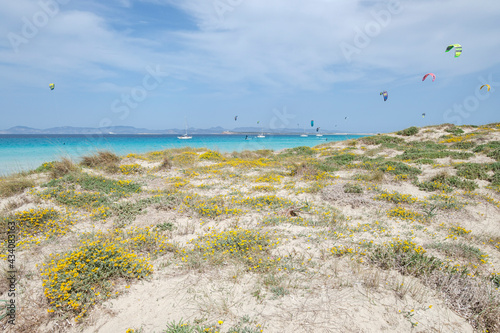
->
[0, 134, 369, 176]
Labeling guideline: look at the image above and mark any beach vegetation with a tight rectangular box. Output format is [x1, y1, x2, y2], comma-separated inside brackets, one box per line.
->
[80, 151, 120, 170]
[0, 174, 35, 197]
[445, 126, 464, 135]
[49, 157, 78, 179]
[199, 150, 225, 161]
[397, 126, 419, 136]
[454, 163, 490, 180]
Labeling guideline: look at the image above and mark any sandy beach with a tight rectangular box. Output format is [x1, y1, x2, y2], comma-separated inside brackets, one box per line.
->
[1, 123, 499, 333]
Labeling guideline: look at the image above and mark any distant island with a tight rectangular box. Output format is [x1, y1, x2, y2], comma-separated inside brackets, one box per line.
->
[0, 125, 374, 135]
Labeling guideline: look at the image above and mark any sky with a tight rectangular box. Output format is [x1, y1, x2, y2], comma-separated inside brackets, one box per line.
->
[0, 0, 499, 133]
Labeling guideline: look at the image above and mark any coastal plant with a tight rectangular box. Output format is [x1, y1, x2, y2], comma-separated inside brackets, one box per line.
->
[183, 194, 242, 218]
[0, 208, 77, 252]
[450, 141, 476, 150]
[427, 194, 464, 210]
[386, 206, 425, 223]
[343, 183, 363, 194]
[426, 242, 488, 265]
[35, 161, 56, 172]
[359, 135, 404, 147]
[231, 195, 296, 211]
[40, 237, 153, 321]
[172, 152, 198, 167]
[110, 200, 147, 226]
[252, 185, 277, 192]
[473, 141, 500, 154]
[407, 141, 447, 151]
[397, 126, 419, 136]
[487, 148, 500, 161]
[158, 157, 172, 170]
[162, 320, 264, 333]
[0, 175, 35, 197]
[377, 161, 422, 176]
[119, 163, 143, 175]
[445, 126, 464, 135]
[455, 163, 490, 180]
[325, 153, 357, 166]
[199, 150, 225, 162]
[69, 173, 141, 197]
[49, 157, 78, 179]
[374, 191, 418, 204]
[368, 238, 500, 332]
[398, 148, 473, 161]
[414, 158, 435, 165]
[181, 228, 278, 271]
[80, 151, 120, 170]
[416, 173, 478, 192]
[254, 173, 283, 183]
[278, 146, 315, 158]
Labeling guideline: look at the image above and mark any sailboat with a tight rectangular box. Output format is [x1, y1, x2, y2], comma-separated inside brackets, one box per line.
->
[257, 128, 265, 138]
[177, 123, 192, 139]
[300, 125, 308, 137]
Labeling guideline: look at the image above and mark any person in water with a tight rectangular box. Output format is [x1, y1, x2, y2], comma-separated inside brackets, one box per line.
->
[245, 135, 248, 140]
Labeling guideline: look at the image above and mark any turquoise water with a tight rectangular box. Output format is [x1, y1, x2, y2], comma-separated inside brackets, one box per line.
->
[0, 134, 368, 176]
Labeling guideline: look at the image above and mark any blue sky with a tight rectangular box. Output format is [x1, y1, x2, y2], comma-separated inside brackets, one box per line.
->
[0, 0, 499, 133]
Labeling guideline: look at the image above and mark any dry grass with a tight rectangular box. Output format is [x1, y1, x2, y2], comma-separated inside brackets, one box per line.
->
[49, 157, 78, 179]
[80, 150, 121, 170]
[158, 157, 172, 170]
[0, 175, 35, 198]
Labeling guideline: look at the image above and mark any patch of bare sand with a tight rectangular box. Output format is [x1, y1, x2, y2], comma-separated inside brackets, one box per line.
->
[67, 263, 473, 333]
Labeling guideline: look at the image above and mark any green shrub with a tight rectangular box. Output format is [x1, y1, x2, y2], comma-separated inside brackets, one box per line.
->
[397, 126, 419, 136]
[279, 146, 315, 157]
[473, 141, 500, 153]
[377, 161, 422, 175]
[455, 163, 490, 180]
[399, 149, 473, 161]
[326, 153, 357, 166]
[445, 126, 464, 135]
[487, 149, 500, 161]
[344, 183, 363, 194]
[359, 135, 404, 146]
[450, 141, 476, 150]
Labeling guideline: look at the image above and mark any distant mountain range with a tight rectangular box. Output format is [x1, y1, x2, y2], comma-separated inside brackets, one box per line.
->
[0, 126, 371, 135]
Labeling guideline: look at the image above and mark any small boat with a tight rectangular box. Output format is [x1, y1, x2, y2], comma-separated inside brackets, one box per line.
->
[178, 124, 192, 139]
[256, 128, 265, 138]
[300, 125, 308, 137]
[316, 134, 323, 137]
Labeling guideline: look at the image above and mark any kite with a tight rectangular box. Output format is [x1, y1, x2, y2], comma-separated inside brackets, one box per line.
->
[380, 91, 388, 101]
[235, 116, 238, 121]
[480, 84, 491, 92]
[49, 83, 55, 90]
[316, 127, 320, 132]
[422, 73, 436, 82]
[422, 113, 426, 118]
[311, 120, 314, 127]
[445, 44, 462, 57]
